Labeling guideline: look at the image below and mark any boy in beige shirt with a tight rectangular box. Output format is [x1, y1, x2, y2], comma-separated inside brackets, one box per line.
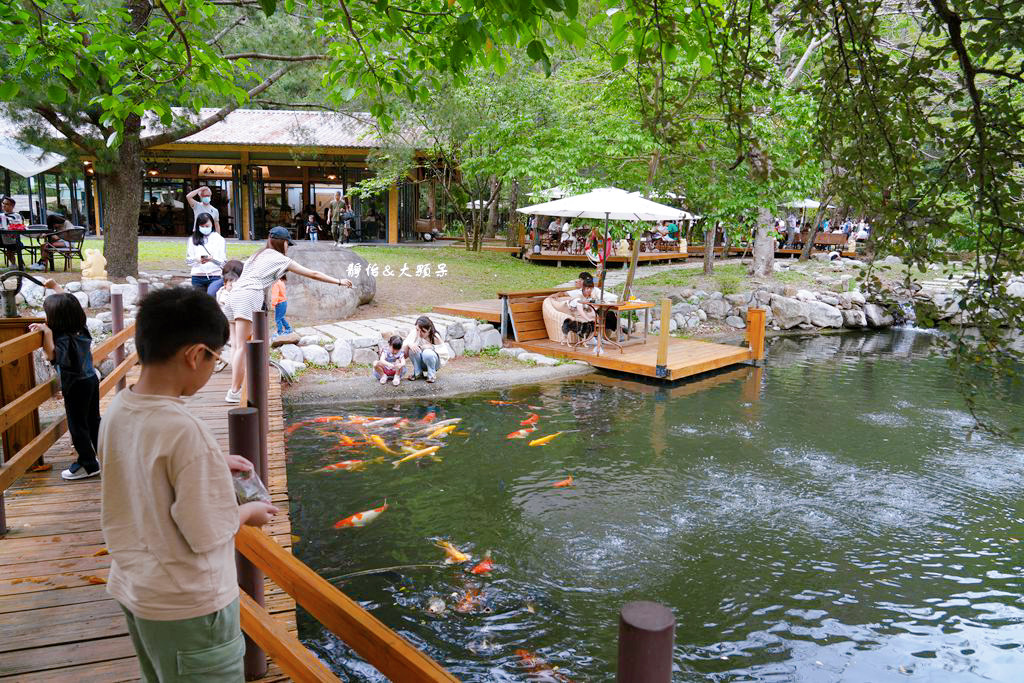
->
[100, 287, 278, 681]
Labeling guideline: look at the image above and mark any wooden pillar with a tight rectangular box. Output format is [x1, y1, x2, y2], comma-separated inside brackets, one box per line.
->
[387, 183, 399, 244]
[111, 292, 126, 392]
[617, 601, 675, 683]
[240, 152, 251, 240]
[655, 299, 670, 379]
[247, 309, 269, 477]
[301, 167, 310, 217]
[745, 307, 766, 362]
[0, 319, 44, 468]
[228, 406, 267, 680]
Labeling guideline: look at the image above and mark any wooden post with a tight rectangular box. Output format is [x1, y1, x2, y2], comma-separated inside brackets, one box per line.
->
[245, 336, 269, 480]
[387, 183, 399, 244]
[110, 292, 126, 392]
[655, 299, 670, 379]
[137, 281, 149, 301]
[229, 407, 267, 681]
[617, 601, 675, 683]
[745, 307, 766, 362]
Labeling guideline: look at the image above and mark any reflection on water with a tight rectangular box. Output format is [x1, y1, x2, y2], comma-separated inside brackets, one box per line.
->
[285, 330, 1024, 681]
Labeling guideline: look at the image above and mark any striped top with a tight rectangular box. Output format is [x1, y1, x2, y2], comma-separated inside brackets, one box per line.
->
[235, 249, 292, 294]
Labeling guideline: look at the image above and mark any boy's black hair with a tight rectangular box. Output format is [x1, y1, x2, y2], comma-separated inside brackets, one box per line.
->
[221, 259, 244, 280]
[136, 286, 229, 363]
[580, 273, 595, 287]
[389, 335, 403, 350]
[43, 293, 87, 336]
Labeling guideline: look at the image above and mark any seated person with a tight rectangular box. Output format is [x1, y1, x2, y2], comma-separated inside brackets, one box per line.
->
[665, 221, 679, 241]
[374, 335, 407, 386]
[29, 214, 72, 271]
[562, 280, 598, 343]
[568, 272, 618, 335]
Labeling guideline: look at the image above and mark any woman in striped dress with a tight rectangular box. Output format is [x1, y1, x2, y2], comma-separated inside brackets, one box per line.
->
[225, 226, 353, 403]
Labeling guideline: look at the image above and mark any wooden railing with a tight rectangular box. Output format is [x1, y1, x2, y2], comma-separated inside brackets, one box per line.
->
[232, 310, 457, 682]
[0, 288, 139, 533]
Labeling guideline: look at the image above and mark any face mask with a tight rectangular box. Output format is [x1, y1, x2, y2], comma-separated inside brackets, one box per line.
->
[199, 226, 213, 236]
[201, 196, 211, 204]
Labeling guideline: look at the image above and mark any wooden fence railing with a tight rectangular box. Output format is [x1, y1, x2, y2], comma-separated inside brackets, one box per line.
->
[232, 310, 457, 682]
[0, 288, 140, 534]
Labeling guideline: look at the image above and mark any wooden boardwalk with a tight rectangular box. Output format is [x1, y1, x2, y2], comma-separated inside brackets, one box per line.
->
[0, 371, 295, 682]
[524, 250, 688, 265]
[431, 299, 503, 323]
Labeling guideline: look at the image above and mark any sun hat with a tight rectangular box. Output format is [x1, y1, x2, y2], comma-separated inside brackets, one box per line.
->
[268, 226, 294, 245]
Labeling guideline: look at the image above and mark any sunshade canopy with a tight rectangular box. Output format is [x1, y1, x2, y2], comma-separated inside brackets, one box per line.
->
[518, 187, 691, 222]
[780, 198, 837, 210]
[0, 138, 65, 178]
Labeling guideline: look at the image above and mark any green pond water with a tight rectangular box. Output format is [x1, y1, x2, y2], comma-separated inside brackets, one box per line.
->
[284, 330, 1024, 681]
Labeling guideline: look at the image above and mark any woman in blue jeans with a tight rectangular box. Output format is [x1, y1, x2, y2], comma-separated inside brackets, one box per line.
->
[402, 316, 451, 383]
[185, 213, 226, 295]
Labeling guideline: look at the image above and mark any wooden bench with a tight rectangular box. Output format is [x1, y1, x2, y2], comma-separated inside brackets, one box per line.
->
[497, 287, 573, 342]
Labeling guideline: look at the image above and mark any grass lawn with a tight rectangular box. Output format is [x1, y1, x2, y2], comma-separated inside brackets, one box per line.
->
[81, 239, 261, 275]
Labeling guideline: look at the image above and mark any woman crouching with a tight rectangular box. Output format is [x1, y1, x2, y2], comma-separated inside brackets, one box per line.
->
[403, 316, 451, 383]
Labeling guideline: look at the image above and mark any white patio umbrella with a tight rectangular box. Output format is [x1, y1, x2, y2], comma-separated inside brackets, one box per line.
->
[518, 187, 688, 298]
[0, 138, 65, 178]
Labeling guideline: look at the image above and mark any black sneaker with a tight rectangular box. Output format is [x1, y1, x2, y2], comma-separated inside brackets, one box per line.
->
[61, 462, 100, 481]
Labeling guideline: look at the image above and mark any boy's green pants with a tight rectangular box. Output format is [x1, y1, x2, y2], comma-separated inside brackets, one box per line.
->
[120, 597, 245, 682]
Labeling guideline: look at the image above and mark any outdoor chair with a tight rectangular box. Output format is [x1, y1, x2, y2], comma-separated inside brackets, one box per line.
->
[26, 227, 87, 272]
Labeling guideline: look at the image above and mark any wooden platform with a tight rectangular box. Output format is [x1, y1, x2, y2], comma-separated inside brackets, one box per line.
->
[687, 245, 859, 259]
[431, 298, 503, 323]
[0, 371, 295, 682]
[524, 250, 688, 265]
[510, 337, 755, 381]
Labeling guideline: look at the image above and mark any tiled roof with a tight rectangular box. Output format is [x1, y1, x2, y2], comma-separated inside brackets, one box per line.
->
[153, 109, 382, 148]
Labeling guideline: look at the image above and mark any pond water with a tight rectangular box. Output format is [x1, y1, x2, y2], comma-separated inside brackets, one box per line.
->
[284, 330, 1024, 682]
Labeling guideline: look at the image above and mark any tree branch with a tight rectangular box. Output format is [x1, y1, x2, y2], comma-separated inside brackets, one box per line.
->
[31, 106, 100, 156]
[211, 14, 246, 45]
[783, 35, 827, 88]
[221, 52, 326, 62]
[141, 64, 296, 148]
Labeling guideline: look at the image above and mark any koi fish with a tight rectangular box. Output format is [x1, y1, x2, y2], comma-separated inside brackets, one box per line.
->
[365, 417, 402, 428]
[515, 649, 570, 681]
[427, 424, 457, 439]
[337, 435, 357, 447]
[420, 411, 436, 423]
[470, 552, 494, 575]
[333, 501, 388, 529]
[284, 415, 345, 435]
[392, 446, 441, 468]
[455, 587, 482, 613]
[520, 413, 540, 426]
[435, 540, 470, 564]
[529, 431, 564, 447]
[487, 400, 518, 405]
[553, 475, 574, 488]
[410, 418, 462, 436]
[507, 427, 537, 439]
[368, 434, 400, 454]
[317, 459, 365, 472]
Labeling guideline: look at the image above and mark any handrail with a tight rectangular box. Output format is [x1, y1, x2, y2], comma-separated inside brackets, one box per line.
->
[235, 526, 458, 683]
[92, 325, 134, 364]
[0, 330, 42, 368]
[238, 592, 338, 683]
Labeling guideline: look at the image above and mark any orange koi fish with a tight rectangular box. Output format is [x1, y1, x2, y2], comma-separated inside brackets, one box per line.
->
[515, 649, 571, 681]
[333, 501, 388, 529]
[507, 427, 537, 439]
[420, 411, 436, 423]
[435, 540, 470, 564]
[317, 459, 365, 472]
[337, 435, 357, 447]
[470, 552, 494, 575]
[392, 445, 441, 468]
[427, 424, 457, 439]
[529, 431, 563, 447]
[520, 413, 540, 426]
[487, 400, 518, 405]
[368, 434, 400, 455]
[284, 415, 345, 436]
[553, 475, 574, 488]
[455, 587, 482, 613]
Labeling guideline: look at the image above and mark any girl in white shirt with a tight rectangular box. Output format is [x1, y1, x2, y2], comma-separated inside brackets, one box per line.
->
[186, 213, 227, 295]
[403, 316, 451, 383]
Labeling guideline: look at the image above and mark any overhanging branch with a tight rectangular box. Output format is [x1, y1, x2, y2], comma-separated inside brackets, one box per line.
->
[222, 53, 326, 62]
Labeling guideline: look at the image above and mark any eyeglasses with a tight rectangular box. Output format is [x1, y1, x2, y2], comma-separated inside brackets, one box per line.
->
[197, 344, 220, 360]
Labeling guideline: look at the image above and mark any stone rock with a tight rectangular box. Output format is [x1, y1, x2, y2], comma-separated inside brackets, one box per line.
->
[700, 298, 729, 320]
[352, 347, 378, 365]
[753, 290, 772, 306]
[86, 317, 103, 337]
[448, 338, 465, 356]
[73, 292, 89, 310]
[65, 281, 82, 293]
[881, 255, 903, 266]
[301, 345, 330, 365]
[436, 342, 455, 361]
[783, 285, 799, 297]
[277, 358, 306, 377]
[725, 293, 748, 307]
[669, 317, 679, 332]
[725, 315, 746, 329]
[88, 288, 110, 308]
[126, 275, 138, 285]
[97, 311, 112, 322]
[330, 340, 353, 367]
[464, 327, 483, 353]
[498, 347, 522, 358]
[519, 352, 559, 366]
[81, 279, 111, 293]
[679, 314, 702, 330]
[696, 309, 707, 322]
[1008, 281, 1024, 298]
[446, 322, 466, 339]
[97, 358, 115, 378]
[819, 295, 840, 306]
[770, 295, 810, 329]
[476, 323, 495, 333]
[798, 322, 815, 330]
[110, 283, 138, 307]
[692, 290, 709, 299]
[806, 300, 843, 328]
[279, 344, 304, 364]
[931, 292, 961, 319]
[298, 335, 331, 347]
[480, 329, 502, 349]
[709, 291, 723, 301]
[795, 289, 817, 302]
[812, 252, 832, 262]
[864, 303, 894, 328]
[284, 244, 375, 320]
[271, 332, 301, 347]
[20, 280, 45, 307]
[348, 336, 379, 349]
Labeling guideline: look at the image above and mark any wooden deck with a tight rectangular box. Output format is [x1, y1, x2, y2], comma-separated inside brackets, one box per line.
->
[431, 298, 503, 322]
[510, 336, 755, 381]
[0, 371, 295, 682]
[524, 250, 688, 265]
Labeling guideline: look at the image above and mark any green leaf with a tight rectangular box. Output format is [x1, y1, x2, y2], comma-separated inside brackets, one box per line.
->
[610, 53, 628, 71]
[259, 0, 277, 16]
[0, 82, 19, 100]
[699, 54, 713, 76]
[526, 39, 544, 61]
[46, 84, 66, 104]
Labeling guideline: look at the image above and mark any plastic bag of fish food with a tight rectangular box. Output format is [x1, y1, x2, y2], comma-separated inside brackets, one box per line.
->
[233, 468, 272, 505]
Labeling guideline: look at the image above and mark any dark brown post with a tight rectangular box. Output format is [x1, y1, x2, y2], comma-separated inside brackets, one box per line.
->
[245, 338, 268, 479]
[111, 291, 125, 392]
[617, 601, 675, 683]
[137, 280, 149, 300]
[229, 407, 267, 680]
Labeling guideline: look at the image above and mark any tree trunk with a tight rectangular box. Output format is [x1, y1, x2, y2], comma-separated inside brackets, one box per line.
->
[485, 175, 501, 238]
[703, 223, 715, 275]
[749, 207, 775, 278]
[100, 130, 144, 278]
[506, 180, 520, 247]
